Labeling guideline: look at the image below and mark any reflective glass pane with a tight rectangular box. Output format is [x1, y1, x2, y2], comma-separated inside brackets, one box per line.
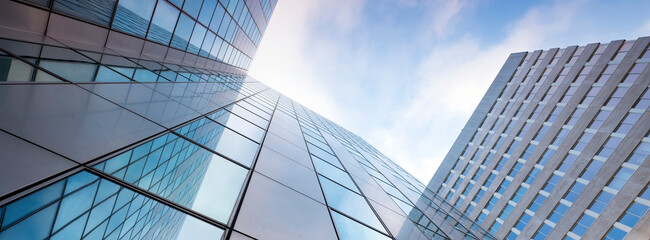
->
[112, 0, 156, 37]
[331, 211, 391, 240]
[95, 66, 132, 82]
[0, 171, 225, 240]
[319, 177, 386, 233]
[148, 0, 180, 45]
[188, 24, 207, 54]
[53, 0, 116, 26]
[38, 60, 97, 82]
[208, 108, 265, 142]
[95, 133, 248, 224]
[198, 0, 218, 25]
[0, 56, 36, 82]
[171, 14, 195, 50]
[313, 158, 359, 193]
[183, 0, 203, 18]
[175, 117, 259, 167]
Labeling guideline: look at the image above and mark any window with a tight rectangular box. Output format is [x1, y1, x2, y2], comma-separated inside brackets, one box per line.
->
[112, 0, 156, 37]
[572, 132, 594, 152]
[148, 0, 180, 45]
[171, 13, 196, 50]
[187, 24, 208, 54]
[53, 0, 116, 26]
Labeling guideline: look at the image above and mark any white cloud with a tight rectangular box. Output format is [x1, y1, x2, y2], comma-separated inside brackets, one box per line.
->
[367, 0, 591, 183]
[249, 0, 650, 184]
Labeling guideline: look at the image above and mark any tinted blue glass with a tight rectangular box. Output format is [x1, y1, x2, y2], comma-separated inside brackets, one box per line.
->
[209, 4, 226, 32]
[313, 158, 359, 193]
[200, 31, 216, 57]
[171, 14, 195, 50]
[319, 177, 386, 233]
[53, 0, 116, 26]
[330, 211, 391, 240]
[175, 117, 259, 166]
[169, 0, 184, 7]
[0, 171, 225, 239]
[182, 0, 203, 18]
[606, 227, 627, 240]
[112, 0, 156, 37]
[51, 212, 88, 240]
[0, 204, 57, 240]
[208, 109, 265, 142]
[148, 0, 180, 45]
[198, 0, 218, 24]
[38, 60, 97, 82]
[188, 24, 207, 54]
[95, 66, 132, 82]
[95, 132, 248, 223]
[2, 181, 64, 228]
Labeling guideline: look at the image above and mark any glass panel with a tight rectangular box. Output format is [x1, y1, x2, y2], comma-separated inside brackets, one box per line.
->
[95, 133, 248, 224]
[182, 0, 203, 18]
[148, 0, 180, 45]
[38, 60, 97, 82]
[331, 211, 391, 240]
[319, 177, 386, 233]
[188, 24, 207, 54]
[200, 31, 216, 57]
[53, 0, 116, 26]
[0, 56, 36, 82]
[198, 0, 218, 25]
[208, 4, 226, 32]
[313, 158, 359, 193]
[175, 117, 259, 167]
[0, 171, 225, 240]
[112, 0, 156, 37]
[234, 173, 338, 240]
[208, 108, 265, 143]
[95, 66, 132, 82]
[171, 13, 195, 50]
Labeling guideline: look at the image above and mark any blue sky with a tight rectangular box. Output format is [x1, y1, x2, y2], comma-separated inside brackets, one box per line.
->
[248, 0, 650, 183]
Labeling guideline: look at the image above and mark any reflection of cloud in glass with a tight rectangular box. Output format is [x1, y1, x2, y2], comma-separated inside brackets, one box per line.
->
[0, 171, 224, 240]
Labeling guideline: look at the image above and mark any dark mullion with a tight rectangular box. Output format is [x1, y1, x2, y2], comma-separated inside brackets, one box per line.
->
[223, 93, 280, 240]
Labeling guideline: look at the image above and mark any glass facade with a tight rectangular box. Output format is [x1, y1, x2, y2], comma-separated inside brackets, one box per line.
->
[0, 1, 494, 239]
[430, 37, 650, 239]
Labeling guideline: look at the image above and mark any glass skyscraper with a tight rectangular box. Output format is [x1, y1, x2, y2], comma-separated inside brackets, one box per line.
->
[429, 37, 650, 240]
[0, 0, 495, 239]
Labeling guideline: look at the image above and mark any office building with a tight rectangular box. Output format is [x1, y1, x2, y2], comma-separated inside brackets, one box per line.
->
[429, 37, 650, 239]
[0, 0, 493, 239]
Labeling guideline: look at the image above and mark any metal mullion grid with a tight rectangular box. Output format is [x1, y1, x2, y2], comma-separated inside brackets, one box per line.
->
[451, 49, 557, 207]
[0, 83, 272, 239]
[285, 102, 342, 240]
[496, 44, 649, 237]
[479, 47, 587, 235]
[169, 0, 259, 59]
[303, 106, 480, 239]
[9, 0, 253, 72]
[6, 35, 237, 85]
[222, 93, 280, 240]
[440, 51, 538, 200]
[293, 104, 400, 240]
[544, 47, 650, 239]
[460, 46, 576, 217]
[346, 147, 460, 239]
[518, 40, 639, 238]
[153, 0, 258, 63]
[470, 45, 597, 224]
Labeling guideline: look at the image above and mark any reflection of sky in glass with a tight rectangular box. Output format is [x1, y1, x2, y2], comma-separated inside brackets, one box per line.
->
[319, 177, 386, 233]
[0, 171, 224, 240]
[331, 211, 391, 240]
[94, 132, 249, 224]
[149, 0, 180, 45]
